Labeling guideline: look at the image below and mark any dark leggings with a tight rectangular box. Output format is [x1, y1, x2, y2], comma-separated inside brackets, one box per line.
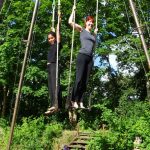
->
[47, 63, 62, 108]
[71, 53, 93, 103]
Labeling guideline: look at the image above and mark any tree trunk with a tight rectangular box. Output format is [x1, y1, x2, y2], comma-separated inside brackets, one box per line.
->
[2, 86, 7, 117]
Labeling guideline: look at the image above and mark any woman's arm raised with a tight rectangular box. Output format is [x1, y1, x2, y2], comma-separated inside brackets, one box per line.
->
[68, 5, 82, 32]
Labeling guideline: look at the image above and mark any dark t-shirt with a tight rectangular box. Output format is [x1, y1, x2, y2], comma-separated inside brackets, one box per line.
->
[79, 29, 96, 57]
[47, 42, 62, 63]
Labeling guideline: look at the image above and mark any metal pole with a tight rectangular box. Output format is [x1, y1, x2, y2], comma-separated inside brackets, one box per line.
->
[129, 0, 150, 69]
[6, 0, 39, 149]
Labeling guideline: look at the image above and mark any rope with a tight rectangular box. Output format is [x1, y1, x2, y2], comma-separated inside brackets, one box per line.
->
[51, 0, 55, 31]
[95, 0, 99, 31]
[55, 0, 61, 108]
[93, 0, 99, 55]
[88, 0, 99, 108]
[66, 0, 99, 108]
[66, 0, 76, 107]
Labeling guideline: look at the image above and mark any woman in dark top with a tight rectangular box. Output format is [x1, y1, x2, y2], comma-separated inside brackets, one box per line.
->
[68, 6, 98, 109]
[45, 15, 62, 114]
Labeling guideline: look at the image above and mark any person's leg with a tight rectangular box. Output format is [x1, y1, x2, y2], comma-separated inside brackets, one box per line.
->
[50, 63, 59, 108]
[45, 64, 56, 114]
[86, 58, 93, 85]
[47, 64, 54, 107]
[45, 63, 61, 114]
[71, 53, 87, 108]
[78, 56, 93, 108]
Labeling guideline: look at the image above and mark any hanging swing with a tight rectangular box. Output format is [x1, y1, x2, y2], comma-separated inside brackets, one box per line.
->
[66, 0, 99, 111]
[67, 0, 99, 123]
[45, 0, 61, 115]
[66, 0, 77, 109]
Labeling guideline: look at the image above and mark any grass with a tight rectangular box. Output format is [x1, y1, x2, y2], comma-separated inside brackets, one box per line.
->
[53, 130, 78, 150]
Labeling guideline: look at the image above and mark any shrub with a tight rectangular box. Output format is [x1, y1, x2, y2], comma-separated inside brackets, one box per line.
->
[87, 101, 150, 150]
[0, 116, 62, 150]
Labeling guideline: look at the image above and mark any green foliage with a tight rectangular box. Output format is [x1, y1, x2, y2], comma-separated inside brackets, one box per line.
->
[88, 130, 133, 150]
[0, 0, 149, 117]
[87, 101, 150, 150]
[0, 0, 150, 148]
[0, 118, 8, 128]
[0, 117, 62, 150]
[0, 118, 9, 148]
[41, 122, 62, 149]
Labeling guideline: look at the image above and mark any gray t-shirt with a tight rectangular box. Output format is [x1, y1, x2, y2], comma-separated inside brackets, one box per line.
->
[79, 29, 96, 57]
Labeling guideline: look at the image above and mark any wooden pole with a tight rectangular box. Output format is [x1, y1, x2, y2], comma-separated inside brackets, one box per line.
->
[129, 0, 150, 69]
[6, 0, 39, 149]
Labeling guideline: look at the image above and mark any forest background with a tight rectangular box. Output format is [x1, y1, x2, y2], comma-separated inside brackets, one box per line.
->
[0, 0, 150, 149]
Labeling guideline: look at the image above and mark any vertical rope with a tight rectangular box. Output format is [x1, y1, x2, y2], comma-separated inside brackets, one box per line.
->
[88, 0, 99, 109]
[93, 0, 98, 52]
[55, 0, 61, 108]
[51, 0, 55, 31]
[95, 0, 99, 31]
[66, 0, 76, 108]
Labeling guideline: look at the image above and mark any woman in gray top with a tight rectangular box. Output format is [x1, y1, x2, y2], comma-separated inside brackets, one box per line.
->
[68, 6, 98, 109]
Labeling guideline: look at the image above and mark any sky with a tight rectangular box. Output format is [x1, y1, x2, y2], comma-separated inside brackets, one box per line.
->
[94, 54, 118, 71]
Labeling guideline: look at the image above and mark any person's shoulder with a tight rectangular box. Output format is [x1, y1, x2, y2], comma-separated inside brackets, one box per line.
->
[80, 28, 84, 32]
[80, 28, 85, 34]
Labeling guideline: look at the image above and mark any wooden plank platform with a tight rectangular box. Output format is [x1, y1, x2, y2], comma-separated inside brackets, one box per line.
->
[62, 132, 94, 150]
[67, 145, 86, 149]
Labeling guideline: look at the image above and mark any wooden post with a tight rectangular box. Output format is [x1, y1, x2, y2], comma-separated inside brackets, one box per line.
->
[6, 0, 39, 149]
[129, 0, 150, 101]
[129, 0, 150, 69]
